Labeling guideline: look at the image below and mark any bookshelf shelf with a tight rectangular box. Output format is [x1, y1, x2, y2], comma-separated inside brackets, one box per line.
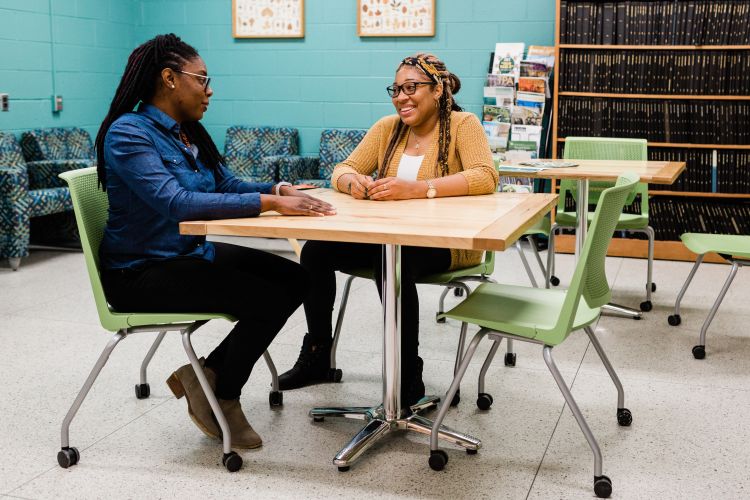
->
[559, 44, 750, 51]
[558, 91, 750, 100]
[553, 0, 750, 259]
[557, 139, 750, 150]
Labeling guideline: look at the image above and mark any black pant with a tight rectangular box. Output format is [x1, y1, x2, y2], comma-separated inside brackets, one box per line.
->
[102, 243, 308, 399]
[300, 241, 451, 381]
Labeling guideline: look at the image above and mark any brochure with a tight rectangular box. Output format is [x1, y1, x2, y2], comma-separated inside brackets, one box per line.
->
[492, 42, 525, 78]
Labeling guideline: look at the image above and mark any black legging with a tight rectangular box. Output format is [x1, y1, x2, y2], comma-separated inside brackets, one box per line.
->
[301, 240, 451, 381]
[102, 242, 308, 399]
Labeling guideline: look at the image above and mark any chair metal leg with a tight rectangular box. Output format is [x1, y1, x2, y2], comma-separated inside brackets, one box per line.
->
[673, 254, 705, 317]
[547, 224, 558, 288]
[453, 322, 468, 376]
[437, 285, 451, 316]
[263, 350, 280, 391]
[331, 275, 357, 370]
[645, 226, 655, 303]
[61, 331, 127, 449]
[515, 240, 538, 288]
[584, 327, 625, 409]
[8, 257, 20, 271]
[181, 329, 233, 456]
[478, 338, 501, 395]
[698, 262, 740, 349]
[139, 331, 166, 386]
[542, 346, 603, 478]
[527, 235, 548, 281]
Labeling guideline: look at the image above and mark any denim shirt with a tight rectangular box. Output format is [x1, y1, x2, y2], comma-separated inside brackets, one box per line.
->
[100, 103, 273, 270]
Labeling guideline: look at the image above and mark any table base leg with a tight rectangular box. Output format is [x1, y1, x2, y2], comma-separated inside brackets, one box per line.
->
[602, 302, 642, 320]
[310, 396, 481, 469]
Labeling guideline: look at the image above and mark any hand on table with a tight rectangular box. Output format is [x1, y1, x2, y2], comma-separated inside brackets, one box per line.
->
[367, 177, 422, 201]
[345, 174, 375, 200]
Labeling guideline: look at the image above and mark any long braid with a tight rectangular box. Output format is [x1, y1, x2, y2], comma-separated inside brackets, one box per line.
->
[382, 53, 463, 178]
[95, 34, 221, 190]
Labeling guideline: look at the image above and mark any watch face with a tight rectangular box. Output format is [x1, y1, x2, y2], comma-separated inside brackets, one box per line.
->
[427, 187, 437, 198]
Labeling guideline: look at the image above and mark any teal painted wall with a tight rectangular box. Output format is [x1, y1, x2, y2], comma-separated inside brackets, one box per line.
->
[1, 0, 555, 155]
[0, 0, 137, 139]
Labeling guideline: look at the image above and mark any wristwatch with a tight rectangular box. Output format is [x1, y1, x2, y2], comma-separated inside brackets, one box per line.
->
[275, 181, 292, 196]
[426, 180, 437, 199]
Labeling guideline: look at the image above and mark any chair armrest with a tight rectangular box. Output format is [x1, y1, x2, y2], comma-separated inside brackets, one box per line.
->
[265, 155, 320, 185]
[26, 159, 95, 189]
[0, 166, 31, 256]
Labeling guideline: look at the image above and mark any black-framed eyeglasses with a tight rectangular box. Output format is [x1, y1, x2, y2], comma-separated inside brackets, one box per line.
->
[177, 70, 211, 91]
[386, 81, 434, 98]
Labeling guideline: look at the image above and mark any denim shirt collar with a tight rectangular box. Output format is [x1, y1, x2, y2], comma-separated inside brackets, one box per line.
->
[138, 102, 182, 136]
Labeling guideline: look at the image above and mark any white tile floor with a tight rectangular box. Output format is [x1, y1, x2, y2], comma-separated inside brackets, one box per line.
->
[1, 245, 748, 499]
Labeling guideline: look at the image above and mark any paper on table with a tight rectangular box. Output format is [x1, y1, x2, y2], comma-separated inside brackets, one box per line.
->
[519, 161, 579, 168]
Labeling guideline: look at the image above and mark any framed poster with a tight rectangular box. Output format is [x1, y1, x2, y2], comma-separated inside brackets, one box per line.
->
[233, 0, 304, 38]
[357, 0, 435, 37]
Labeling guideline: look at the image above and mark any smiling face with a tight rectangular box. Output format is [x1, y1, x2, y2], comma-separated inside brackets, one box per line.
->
[167, 56, 212, 122]
[391, 65, 441, 129]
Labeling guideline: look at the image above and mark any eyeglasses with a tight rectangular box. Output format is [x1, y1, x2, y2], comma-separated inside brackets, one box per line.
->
[386, 81, 434, 98]
[177, 70, 211, 91]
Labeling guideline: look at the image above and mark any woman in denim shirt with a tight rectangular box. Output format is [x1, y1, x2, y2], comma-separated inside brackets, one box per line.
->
[95, 34, 335, 450]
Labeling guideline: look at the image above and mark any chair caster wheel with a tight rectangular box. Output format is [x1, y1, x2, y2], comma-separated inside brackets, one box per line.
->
[504, 352, 516, 367]
[428, 449, 448, 471]
[454, 288, 464, 297]
[550, 275, 560, 287]
[466, 448, 478, 455]
[313, 416, 325, 422]
[134, 383, 150, 399]
[57, 447, 79, 468]
[476, 392, 493, 411]
[328, 368, 343, 383]
[450, 390, 460, 407]
[594, 474, 612, 498]
[617, 408, 632, 427]
[269, 390, 283, 407]
[667, 314, 681, 326]
[222, 451, 242, 472]
[692, 345, 706, 360]
[639, 300, 652, 312]
[435, 313, 446, 324]
[650, 283, 657, 292]
[338, 466, 350, 472]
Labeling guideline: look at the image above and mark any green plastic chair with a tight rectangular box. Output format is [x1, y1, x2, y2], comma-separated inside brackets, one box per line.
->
[550, 137, 656, 312]
[57, 168, 283, 473]
[667, 233, 750, 359]
[427, 173, 640, 499]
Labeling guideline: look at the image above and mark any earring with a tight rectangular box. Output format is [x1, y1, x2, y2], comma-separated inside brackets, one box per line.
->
[170, 85, 175, 89]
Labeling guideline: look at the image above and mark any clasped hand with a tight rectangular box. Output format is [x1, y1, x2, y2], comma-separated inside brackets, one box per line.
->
[366, 177, 419, 201]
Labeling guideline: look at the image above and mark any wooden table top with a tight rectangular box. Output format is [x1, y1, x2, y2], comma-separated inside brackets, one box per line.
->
[496, 158, 686, 184]
[180, 189, 558, 252]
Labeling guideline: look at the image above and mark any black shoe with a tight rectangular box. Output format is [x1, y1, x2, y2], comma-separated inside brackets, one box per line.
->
[403, 356, 425, 407]
[278, 333, 333, 391]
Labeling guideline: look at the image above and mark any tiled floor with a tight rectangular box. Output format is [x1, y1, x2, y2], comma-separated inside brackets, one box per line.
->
[1, 244, 748, 499]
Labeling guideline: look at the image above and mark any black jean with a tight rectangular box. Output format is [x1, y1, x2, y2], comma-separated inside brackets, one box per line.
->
[102, 242, 308, 399]
[300, 240, 451, 382]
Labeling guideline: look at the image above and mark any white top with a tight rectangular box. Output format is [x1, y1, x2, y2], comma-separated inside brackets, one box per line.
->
[396, 153, 424, 181]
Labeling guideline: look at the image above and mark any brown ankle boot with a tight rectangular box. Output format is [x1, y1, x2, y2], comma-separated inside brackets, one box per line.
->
[167, 358, 221, 440]
[218, 398, 262, 449]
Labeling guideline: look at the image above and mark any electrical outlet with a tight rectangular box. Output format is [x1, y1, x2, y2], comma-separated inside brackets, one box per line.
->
[52, 95, 63, 112]
[0, 94, 8, 112]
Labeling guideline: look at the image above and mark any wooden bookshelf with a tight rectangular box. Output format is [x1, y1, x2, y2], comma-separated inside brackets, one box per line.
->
[553, 0, 750, 261]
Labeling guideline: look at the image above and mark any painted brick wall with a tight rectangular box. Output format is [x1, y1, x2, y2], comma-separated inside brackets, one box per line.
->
[1, 0, 554, 155]
[136, 0, 555, 154]
[0, 0, 137, 140]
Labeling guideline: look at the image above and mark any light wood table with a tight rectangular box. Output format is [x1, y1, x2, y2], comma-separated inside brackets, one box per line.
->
[497, 159, 686, 319]
[181, 188, 558, 470]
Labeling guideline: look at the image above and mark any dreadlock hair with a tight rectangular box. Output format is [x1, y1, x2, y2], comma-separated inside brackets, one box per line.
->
[95, 33, 223, 190]
[379, 53, 463, 180]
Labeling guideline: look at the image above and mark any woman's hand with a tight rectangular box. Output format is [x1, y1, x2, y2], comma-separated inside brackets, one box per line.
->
[367, 177, 423, 201]
[262, 193, 336, 216]
[340, 173, 374, 200]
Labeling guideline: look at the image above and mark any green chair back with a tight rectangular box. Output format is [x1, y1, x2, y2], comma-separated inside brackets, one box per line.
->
[559, 137, 648, 214]
[545, 172, 639, 344]
[59, 168, 231, 332]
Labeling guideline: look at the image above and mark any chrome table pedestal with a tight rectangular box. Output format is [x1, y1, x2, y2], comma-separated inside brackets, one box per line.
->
[309, 244, 482, 471]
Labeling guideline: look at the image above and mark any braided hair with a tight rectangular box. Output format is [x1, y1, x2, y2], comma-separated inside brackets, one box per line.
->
[95, 33, 222, 190]
[379, 53, 463, 179]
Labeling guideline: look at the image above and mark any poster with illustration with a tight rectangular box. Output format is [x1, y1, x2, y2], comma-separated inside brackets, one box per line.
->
[358, 0, 435, 37]
[233, 0, 304, 38]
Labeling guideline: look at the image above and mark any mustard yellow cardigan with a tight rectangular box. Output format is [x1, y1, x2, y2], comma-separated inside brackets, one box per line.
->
[331, 111, 499, 270]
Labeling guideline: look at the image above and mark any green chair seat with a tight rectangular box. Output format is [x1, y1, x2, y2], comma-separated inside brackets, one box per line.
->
[681, 233, 750, 260]
[555, 210, 649, 231]
[439, 283, 599, 344]
[524, 215, 550, 236]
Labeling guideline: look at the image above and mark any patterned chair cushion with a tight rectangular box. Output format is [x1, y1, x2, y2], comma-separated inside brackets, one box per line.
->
[29, 187, 72, 218]
[0, 132, 27, 168]
[224, 126, 299, 182]
[21, 127, 95, 161]
[318, 129, 367, 180]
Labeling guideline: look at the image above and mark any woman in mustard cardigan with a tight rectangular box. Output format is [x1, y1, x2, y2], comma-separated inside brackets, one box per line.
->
[279, 53, 498, 405]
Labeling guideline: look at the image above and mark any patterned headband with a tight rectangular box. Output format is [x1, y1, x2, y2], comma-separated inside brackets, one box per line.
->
[401, 57, 442, 83]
